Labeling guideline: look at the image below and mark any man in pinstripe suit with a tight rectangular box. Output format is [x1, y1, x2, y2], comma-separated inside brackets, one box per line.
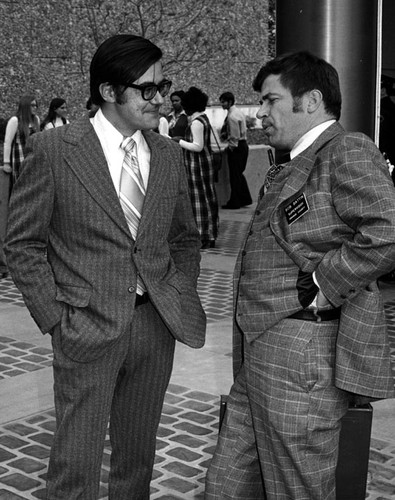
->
[5, 35, 206, 499]
[205, 51, 395, 499]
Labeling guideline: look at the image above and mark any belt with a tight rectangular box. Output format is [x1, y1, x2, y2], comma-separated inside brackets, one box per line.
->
[288, 308, 341, 322]
[135, 292, 149, 307]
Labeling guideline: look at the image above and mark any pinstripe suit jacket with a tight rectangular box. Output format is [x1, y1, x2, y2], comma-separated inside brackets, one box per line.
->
[5, 116, 206, 362]
[234, 122, 395, 399]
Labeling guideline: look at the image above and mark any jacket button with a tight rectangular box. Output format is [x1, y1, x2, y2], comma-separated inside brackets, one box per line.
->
[128, 286, 135, 293]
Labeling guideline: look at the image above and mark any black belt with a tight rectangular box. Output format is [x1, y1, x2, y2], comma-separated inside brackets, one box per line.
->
[135, 292, 149, 307]
[288, 308, 341, 322]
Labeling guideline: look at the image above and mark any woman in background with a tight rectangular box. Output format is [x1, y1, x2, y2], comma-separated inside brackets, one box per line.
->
[1, 94, 40, 277]
[41, 97, 69, 130]
[175, 86, 218, 249]
[3, 94, 40, 184]
[168, 90, 188, 139]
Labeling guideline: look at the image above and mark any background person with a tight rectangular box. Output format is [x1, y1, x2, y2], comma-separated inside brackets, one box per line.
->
[158, 112, 170, 136]
[219, 91, 252, 209]
[5, 34, 206, 499]
[176, 86, 219, 249]
[168, 90, 188, 139]
[86, 96, 100, 117]
[206, 51, 395, 500]
[2, 94, 40, 185]
[40, 97, 69, 130]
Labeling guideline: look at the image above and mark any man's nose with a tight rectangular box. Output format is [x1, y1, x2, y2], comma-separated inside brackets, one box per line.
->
[153, 91, 164, 105]
[256, 102, 268, 119]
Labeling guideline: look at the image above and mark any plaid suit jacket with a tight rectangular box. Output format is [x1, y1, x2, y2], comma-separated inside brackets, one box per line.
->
[234, 122, 395, 399]
[5, 116, 206, 362]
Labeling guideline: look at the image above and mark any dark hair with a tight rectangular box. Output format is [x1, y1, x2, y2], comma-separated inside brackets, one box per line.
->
[90, 34, 163, 105]
[381, 76, 393, 95]
[253, 51, 342, 120]
[170, 90, 185, 100]
[219, 91, 235, 105]
[181, 87, 208, 115]
[40, 98, 67, 130]
[15, 95, 40, 142]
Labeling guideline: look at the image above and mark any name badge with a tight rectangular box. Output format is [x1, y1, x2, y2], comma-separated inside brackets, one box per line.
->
[284, 193, 309, 225]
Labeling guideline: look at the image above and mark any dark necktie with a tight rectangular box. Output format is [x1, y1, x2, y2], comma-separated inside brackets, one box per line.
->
[264, 153, 291, 191]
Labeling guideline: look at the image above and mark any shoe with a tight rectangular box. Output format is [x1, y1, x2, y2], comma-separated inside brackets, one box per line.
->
[221, 204, 240, 210]
[201, 240, 216, 249]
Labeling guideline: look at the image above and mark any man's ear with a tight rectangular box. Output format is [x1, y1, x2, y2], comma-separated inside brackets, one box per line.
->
[307, 89, 323, 113]
[99, 83, 116, 103]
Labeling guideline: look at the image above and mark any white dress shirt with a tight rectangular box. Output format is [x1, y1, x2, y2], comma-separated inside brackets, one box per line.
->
[290, 119, 336, 160]
[91, 108, 151, 194]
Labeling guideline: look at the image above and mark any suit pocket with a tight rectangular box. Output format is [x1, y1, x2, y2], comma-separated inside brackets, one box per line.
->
[55, 284, 92, 307]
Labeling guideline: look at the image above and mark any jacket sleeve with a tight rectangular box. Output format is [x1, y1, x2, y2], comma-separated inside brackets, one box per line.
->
[4, 133, 63, 332]
[167, 147, 201, 286]
[316, 134, 395, 306]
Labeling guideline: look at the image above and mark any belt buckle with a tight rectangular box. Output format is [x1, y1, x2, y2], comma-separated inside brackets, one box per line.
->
[313, 309, 322, 322]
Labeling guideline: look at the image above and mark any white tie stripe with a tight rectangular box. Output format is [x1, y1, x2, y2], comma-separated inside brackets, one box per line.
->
[119, 137, 146, 294]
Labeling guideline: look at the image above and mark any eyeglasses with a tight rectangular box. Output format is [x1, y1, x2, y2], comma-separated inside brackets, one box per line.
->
[127, 80, 172, 101]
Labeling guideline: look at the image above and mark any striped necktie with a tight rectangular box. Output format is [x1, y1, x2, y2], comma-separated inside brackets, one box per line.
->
[119, 137, 146, 294]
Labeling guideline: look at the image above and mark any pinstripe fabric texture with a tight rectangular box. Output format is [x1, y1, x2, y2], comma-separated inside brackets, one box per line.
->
[5, 116, 206, 363]
[119, 137, 146, 294]
[5, 115, 206, 498]
[47, 300, 175, 498]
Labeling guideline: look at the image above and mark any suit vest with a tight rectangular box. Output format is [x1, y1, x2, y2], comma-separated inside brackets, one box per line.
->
[234, 167, 318, 344]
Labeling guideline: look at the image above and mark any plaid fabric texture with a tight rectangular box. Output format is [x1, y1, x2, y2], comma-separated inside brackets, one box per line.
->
[206, 319, 349, 499]
[183, 114, 219, 241]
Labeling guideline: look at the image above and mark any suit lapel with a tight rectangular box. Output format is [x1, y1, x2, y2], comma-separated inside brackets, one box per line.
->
[63, 116, 131, 238]
[276, 122, 345, 205]
[136, 131, 168, 238]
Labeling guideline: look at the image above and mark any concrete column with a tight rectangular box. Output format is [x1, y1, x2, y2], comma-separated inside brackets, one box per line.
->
[275, 0, 381, 139]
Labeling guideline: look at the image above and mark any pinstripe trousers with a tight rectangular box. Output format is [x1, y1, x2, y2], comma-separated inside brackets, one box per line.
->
[46, 300, 175, 499]
[205, 318, 349, 500]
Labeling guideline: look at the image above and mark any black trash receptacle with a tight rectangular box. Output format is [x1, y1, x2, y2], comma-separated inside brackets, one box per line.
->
[336, 404, 373, 500]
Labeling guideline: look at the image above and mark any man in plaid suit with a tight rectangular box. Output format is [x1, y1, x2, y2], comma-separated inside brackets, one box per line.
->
[205, 51, 395, 499]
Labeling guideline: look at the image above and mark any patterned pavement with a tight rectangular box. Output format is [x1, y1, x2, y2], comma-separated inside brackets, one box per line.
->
[0, 218, 395, 498]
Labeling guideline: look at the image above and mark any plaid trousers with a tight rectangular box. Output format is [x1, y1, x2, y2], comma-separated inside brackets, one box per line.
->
[205, 317, 349, 500]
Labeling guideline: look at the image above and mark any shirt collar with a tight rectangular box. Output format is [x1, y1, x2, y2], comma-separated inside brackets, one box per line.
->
[91, 107, 143, 152]
[291, 119, 336, 159]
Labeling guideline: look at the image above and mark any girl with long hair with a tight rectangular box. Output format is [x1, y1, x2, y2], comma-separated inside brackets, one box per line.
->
[40, 98, 69, 131]
[2, 94, 40, 184]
